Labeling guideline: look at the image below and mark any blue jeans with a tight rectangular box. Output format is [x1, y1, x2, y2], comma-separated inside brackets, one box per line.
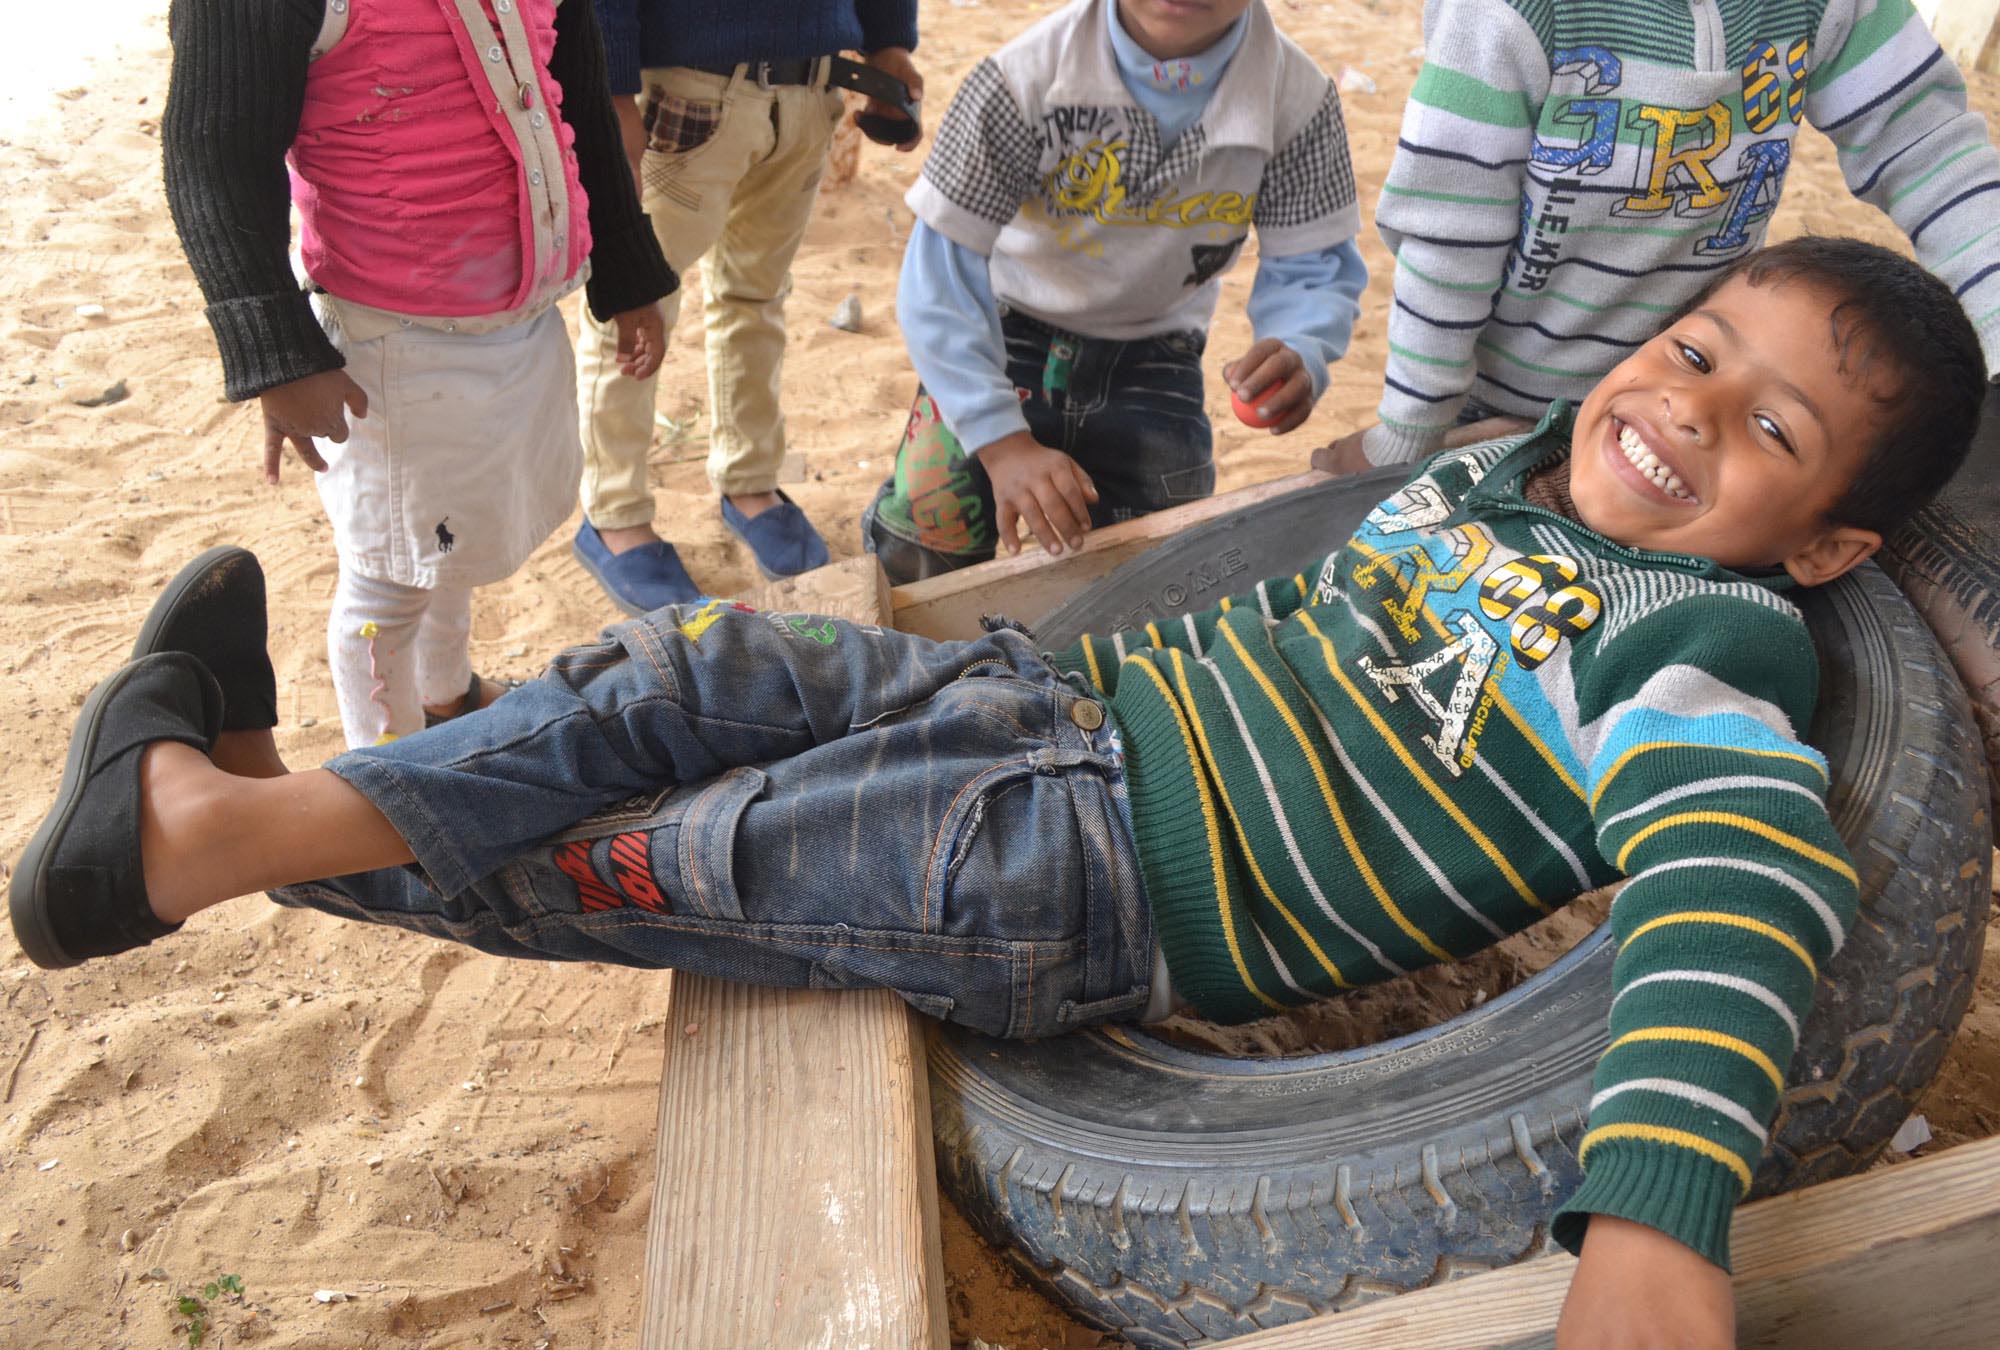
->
[272, 603, 1156, 1040]
[864, 310, 1215, 582]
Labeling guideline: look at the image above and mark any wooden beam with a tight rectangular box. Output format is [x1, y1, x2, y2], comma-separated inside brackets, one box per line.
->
[889, 470, 1327, 640]
[1930, 0, 2000, 73]
[1224, 1134, 2000, 1349]
[642, 556, 949, 1350]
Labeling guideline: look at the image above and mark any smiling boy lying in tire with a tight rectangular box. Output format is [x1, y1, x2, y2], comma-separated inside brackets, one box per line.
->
[11, 237, 1985, 1346]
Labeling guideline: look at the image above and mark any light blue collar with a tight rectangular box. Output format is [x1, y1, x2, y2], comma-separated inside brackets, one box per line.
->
[1104, 1, 1248, 141]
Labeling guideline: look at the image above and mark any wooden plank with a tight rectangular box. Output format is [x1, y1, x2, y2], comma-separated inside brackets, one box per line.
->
[1225, 1134, 2000, 1349]
[642, 556, 948, 1350]
[889, 470, 1327, 640]
[1931, 0, 2000, 72]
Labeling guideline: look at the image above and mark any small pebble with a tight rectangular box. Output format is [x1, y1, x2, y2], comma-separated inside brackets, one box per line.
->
[119, 1228, 138, 1252]
[74, 303, 106, 319]
[299, 717, 318, 728]
[828, 294, 863, 333]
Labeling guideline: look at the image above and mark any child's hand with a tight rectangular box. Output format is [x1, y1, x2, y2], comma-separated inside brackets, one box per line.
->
[1224, 338, 1313, 434]
[259, 369, 368, 486]
[1311, 429, 1373, 476]
[979, 431, 1099, 557]
[612, 303, 665, 379]
[860, 47, 925, 152]
[1555, 1216, 1734, 1349]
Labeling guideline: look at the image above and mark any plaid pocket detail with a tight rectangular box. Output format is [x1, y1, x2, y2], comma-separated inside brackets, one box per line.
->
[643, 90, 723, 155]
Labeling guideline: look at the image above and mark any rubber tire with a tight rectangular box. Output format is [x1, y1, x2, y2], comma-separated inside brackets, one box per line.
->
[929, 473, 1993, 1346]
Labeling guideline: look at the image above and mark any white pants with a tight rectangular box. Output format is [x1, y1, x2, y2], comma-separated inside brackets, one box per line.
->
[328, 569, 475, 747]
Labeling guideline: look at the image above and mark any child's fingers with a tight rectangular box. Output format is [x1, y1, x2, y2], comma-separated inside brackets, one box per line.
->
[995, 498, 1023, 556]
[1032, 478, 1089, 552]
[1231, 346, 1297, 402]
[262, 425, 285, 486]
[341, 374, 369, 422]
[1067, 459, 1100, 504]
[292, 433, 329, 473]
[1015, 490, 1066, 555]
[1266, 370, 1316, 433]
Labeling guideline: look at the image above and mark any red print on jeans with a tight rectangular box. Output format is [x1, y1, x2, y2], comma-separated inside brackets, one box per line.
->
[552, 833, 666, 913]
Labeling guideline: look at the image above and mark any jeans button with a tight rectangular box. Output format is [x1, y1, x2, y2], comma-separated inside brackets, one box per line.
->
[1070, 700, 1104, 731]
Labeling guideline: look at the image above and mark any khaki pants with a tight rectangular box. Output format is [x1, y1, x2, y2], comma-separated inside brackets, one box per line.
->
[575, 65, 843, 529]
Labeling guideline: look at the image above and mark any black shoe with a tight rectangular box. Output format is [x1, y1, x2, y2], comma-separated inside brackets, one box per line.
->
[9, 652, 222, 969]
[132, 546, 277, 732]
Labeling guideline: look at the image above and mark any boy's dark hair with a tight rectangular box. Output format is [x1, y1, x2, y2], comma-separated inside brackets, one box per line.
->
[1665, 236, 1985, 534]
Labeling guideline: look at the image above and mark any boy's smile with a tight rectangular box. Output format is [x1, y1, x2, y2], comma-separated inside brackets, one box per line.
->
[1567, 272, 1891, 583]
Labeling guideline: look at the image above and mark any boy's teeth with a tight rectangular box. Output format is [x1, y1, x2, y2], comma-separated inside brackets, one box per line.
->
[1615, 420, 1692, 500]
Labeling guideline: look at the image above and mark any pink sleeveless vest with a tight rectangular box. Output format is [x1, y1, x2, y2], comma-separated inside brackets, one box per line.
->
[290, 0, 592, 320]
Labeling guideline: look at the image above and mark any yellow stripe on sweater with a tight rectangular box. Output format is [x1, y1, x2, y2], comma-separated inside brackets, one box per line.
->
[1215, 622, 1451, 962]
[1122, 656, 1287, 1011]
[1145, 621, 1165, 649]
[1592, 741, 1828, 810]
[1615, 811, 1856, 885]
[1578, 1123, 1753, 1193]
[1165, 650, 1353, 990]
[1621, 910, 1817, 981]
[1295, 612, 1548, 913]
[1081, 635, 1104, 692]
[1608, 1026, 1785, 1093]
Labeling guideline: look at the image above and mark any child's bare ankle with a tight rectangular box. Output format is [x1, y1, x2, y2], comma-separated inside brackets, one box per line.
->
[211, 728, 288, 779]
[139, 742, 233, 923]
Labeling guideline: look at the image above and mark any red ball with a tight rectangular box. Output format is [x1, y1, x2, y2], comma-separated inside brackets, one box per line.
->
[1231, 386, 1282, 430]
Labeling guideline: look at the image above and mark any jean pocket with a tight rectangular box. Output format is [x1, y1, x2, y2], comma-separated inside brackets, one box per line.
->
[931, 761, 1085, 943]
[1157, 459, 1216, 504]
[644, 89, 725, 155]
[671, 765, 767, 922]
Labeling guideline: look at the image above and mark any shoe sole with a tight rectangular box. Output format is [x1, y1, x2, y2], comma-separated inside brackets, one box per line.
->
[9, 663, 147, 969]
[131, 544, 257, 662]
[570, 537, 649, 618]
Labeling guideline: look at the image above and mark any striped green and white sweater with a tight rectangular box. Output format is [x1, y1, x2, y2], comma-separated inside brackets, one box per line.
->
[1362, 0, 2000, 465]
[1050, 407, 1857, 1267]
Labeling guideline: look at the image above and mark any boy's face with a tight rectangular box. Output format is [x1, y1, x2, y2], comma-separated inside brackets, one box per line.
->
[1117, 0, 1256, 60]
[1567, 274, 1888, 586]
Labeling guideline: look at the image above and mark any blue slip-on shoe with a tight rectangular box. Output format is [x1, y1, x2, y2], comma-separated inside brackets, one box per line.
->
[572, 521, 703, 617]
[10, 652, 222, 969]
[720, 489, 830, 580]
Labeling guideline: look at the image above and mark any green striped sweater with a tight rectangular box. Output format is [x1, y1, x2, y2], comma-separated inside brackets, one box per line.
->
[1362, 0, 2000, 465]
[1050, 408, 1857, 1267]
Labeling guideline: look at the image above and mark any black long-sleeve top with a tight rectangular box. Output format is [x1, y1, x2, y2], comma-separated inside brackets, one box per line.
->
[163, 0, 675, 402]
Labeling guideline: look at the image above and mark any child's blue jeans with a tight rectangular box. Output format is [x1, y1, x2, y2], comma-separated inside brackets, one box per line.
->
[272, 603, 1156, 1040]
[863, 310, 1215, 582]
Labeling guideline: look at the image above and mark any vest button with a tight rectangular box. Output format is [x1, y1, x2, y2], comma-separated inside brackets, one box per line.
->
[528, 169, 544, 186]
[531, 112, 547, 129]
[1070, 700, 1105, 731]
[487, 44, 503, 62]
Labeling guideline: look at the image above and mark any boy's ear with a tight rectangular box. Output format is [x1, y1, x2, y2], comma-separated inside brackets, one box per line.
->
[1782, 524, 1881, 587]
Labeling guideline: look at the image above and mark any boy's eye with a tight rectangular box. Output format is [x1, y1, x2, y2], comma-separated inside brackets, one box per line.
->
[1755, 412, 1794, 452]
[1674, 341, 1710, 373]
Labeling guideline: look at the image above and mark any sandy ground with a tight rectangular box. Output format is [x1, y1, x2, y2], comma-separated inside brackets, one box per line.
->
[1, 1, 1997, 1345]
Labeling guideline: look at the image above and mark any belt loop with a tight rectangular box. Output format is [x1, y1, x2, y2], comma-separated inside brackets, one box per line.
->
[753, 60, 773, 90]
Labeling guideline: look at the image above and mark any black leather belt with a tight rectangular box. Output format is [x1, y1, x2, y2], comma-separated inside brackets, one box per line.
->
[690, 58, 825, 87]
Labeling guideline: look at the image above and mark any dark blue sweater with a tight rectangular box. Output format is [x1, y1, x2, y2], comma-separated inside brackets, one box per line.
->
[593, 0, 919, 94]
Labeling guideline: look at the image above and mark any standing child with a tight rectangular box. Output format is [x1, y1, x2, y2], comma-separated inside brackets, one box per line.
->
[1329, 0, 2000, 469]
[163, 0, 676, 745]
[863, 0, 1370, 582]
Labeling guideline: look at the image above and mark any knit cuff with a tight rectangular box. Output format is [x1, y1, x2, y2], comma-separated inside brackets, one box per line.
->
[1362, 419, 1447, 466]
[206, 292, 344, 403]
[1551, 1138, 1745, 1272]
[583, 219, 678, 323]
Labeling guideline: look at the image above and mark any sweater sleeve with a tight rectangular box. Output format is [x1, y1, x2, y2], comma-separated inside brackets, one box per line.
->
[855, 0, 919, 54]
[162, 0, 339, 403]
[1807, 0, 2000, 375]
[1047, 556, 1336, 697]
[897, 221, 1026, 455]
[1367, 0, 1550, 465]
[1246, 241, 1369, 402]
[1551, 601, 1857, 1270]
[550, 0, 677, 321]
